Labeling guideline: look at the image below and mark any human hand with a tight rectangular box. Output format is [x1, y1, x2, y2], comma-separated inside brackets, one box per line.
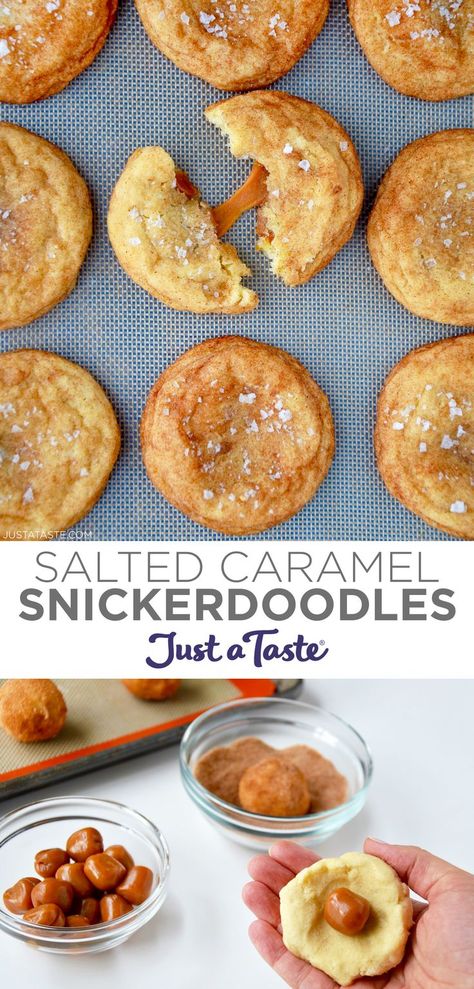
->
[243, 838, 474, 988]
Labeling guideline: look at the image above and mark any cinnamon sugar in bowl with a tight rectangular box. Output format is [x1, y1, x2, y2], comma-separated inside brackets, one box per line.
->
[180, 698, 372, 849]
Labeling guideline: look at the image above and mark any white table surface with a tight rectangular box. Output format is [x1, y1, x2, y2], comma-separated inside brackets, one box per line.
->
[1, 680, 473, 989]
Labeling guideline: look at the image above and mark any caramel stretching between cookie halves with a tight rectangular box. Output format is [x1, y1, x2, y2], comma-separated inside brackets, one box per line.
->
[176, 162, 269, 237]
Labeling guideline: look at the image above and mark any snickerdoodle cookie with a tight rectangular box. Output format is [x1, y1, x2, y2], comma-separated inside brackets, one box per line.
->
[206, 91, 363, 286]
[0, 350, 120, 540]
[348, 0, 474, 101]
[375, 335, 474, 538]
[280, 852, 413, 986]
[134, 0, 329, 91]
[141, 336, 335, 535]
[0, 0, 117, 103]
[0, 123, 92, 331]
[108, 94, 362, 310]
[368, 130, 474, 325]
[108, 146, 257, 314]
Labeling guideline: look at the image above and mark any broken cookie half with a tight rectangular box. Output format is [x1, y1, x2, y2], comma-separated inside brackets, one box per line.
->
[206, 91, 364, 286]
[108, 92, 363, 312]
[107, 146, 257, 314]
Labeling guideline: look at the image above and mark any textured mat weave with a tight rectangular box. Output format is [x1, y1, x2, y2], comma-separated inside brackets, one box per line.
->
[0, 0, 472, 541]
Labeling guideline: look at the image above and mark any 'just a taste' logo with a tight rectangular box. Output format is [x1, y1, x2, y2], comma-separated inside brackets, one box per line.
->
[145, 629, 329, 670]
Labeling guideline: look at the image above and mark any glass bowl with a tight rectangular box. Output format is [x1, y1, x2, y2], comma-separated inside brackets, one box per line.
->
[180, 697, 373, 849]
[0, 795, 170, 954]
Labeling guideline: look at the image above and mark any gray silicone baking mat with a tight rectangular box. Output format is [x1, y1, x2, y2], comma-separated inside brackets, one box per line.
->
[0, 0, 472, 541]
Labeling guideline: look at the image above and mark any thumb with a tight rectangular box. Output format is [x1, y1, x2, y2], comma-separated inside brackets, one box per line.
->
[364, 838, 465, 901]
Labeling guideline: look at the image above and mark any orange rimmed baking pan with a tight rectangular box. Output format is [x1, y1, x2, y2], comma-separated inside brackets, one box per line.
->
[0, 679, 302, 799]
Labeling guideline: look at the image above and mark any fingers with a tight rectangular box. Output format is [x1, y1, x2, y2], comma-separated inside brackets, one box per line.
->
[243, 880, 281, 928]
[248, 843, 320, 898]
[249, 919, 336, 989]
[270, 841, 321, 875]
[364, 838, 461, 900]
[248, 853, 294, 894]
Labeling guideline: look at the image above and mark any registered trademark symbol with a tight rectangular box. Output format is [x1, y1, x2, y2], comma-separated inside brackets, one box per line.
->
[320, 640, 325, 646]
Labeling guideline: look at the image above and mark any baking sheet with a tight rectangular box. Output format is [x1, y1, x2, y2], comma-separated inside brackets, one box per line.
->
[0, 678, 302, 798]
[0, 0, 472, 541]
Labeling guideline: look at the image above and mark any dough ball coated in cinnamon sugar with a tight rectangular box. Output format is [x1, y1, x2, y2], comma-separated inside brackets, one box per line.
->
[121, 679, 181, 700]
[239, 757, 311, 817]
[0, 679, 67, 742]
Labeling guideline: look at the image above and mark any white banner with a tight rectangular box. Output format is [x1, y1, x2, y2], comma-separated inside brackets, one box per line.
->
[0, 540, 471, 678]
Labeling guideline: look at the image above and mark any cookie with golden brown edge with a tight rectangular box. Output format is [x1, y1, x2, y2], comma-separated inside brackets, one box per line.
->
[108, 146, 257, 314]
[134, 0, 329, 91]
[0, 0, 117, 104]
[0, 350, 120, 541]
[368, 130, 474, 325]
[141, 336, 335, 536]
[375, 335, 474, 539]
[206, 91, 364, 286]
[0, 124, 92, 331]
[348, 0, 474, 101]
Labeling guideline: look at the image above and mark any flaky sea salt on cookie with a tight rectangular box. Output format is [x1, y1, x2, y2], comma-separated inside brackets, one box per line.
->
[0, 123, 92, 331]
[141, 336, 334, 535]
[375, 334, 474, 539]
[134, 0, 329, 91]
[368, 129, 474, 325]
[348, 0, 474, 101]
[0, 350, 120, 541]
[0, 0, 117, 104]
[206, 91, 363, 286]
[108, 146, 257, 314]
[280, 852, 413, 986]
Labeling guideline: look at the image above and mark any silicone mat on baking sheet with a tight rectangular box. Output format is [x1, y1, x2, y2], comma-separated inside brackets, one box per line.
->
[0, 679, 302, 798]
[0, 0, 472, 541]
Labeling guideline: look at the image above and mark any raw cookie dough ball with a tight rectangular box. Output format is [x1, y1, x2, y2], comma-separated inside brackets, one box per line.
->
[141, 336, 335, 536]
[375, 335, 474, 539]
[239, 756, 311, 817]
[348, 0, 474, 102]
[134, 0, 329, 92]
[0, 679, 67, 742]
[368, 130, 474, 326]
[280, 852, 413, 986]
[0, 123, 92, 331]
[121, 679, 181, 700]
[0, 0, 117, 104]
[0, 350, 120, 541]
